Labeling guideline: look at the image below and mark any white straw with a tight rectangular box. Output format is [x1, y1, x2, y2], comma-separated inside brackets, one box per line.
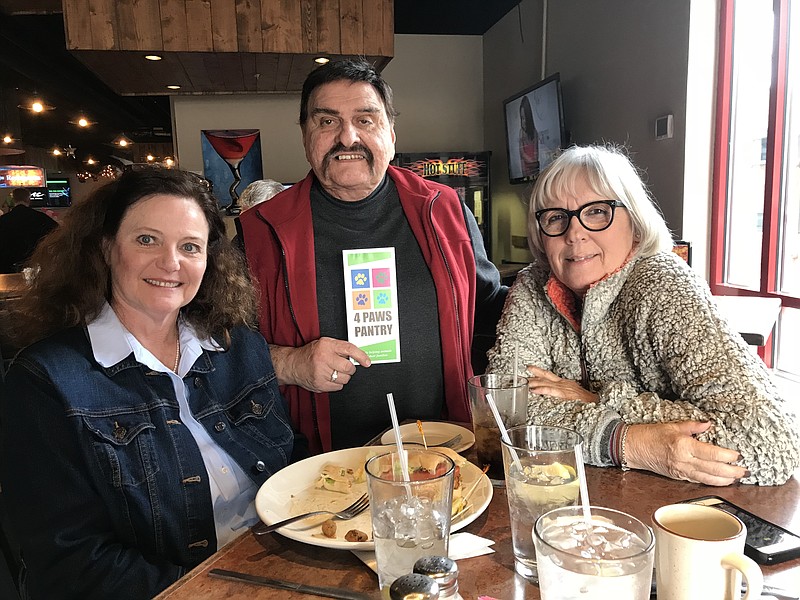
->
[574, 441, 592, 523]
[386, 393, 411, 484]
[485, 392, 522, 471]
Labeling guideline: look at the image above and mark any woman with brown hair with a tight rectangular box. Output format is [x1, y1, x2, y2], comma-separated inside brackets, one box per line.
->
[1, 167, 294, 599]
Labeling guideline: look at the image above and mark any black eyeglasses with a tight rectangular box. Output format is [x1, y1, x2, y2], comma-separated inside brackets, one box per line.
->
[535, 200, 626, 237]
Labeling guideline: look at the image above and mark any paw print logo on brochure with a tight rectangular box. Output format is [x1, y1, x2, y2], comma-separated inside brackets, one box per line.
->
[374, 291, 392, 308]
[351, 270, 369, 288]
[352, 291, 371, 310]
[372, 268, 391, 287]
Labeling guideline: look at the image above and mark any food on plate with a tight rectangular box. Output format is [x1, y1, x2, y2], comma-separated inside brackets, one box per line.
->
[375, 447, 469, 518]
[314, 463, 365, 493]
[321, 519, 337, 538]
[345, 529, 368, 542]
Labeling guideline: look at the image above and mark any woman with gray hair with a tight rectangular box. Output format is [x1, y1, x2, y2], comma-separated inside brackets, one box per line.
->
[239, 179, 286, 211]
[488, 144, 800, 486]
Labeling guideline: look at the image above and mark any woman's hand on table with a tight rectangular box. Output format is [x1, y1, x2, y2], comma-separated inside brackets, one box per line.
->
[625, 421, 748, 486]
[526, 365, 599, 403]
[269, 338, 371, 392]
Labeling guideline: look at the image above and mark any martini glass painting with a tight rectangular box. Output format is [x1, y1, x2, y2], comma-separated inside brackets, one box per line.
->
[202, 129, 260, 215]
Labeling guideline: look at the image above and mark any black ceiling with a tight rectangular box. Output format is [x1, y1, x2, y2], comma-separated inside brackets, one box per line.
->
[0, 1, 521, 166]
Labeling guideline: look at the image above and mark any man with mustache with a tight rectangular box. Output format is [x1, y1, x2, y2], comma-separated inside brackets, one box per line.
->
[239, 59, 506, 454]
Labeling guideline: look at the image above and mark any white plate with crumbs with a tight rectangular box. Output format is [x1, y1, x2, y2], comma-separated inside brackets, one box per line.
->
[255, 445, 491, 550]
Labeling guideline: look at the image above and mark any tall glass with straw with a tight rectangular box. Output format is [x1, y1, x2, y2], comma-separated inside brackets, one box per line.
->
[494, 404, 582, 581]
[365, 394, 456, 596]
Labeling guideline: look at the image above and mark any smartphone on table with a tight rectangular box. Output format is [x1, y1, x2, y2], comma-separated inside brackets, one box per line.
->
[682, 495, 800, 565]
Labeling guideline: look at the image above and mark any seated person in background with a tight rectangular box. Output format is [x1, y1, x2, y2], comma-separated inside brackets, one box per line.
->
[239, 178, 286, 211]
[239, 59, 507, 453]
[0, 187, 58, 273]
[488, 144, 800, 486]
[1, 168, 295, 599]
[232, 178, 286, 247]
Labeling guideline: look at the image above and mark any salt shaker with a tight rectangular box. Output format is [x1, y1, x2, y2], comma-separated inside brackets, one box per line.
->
[389, 573, 440, 600]
[413, 556, 462, 600]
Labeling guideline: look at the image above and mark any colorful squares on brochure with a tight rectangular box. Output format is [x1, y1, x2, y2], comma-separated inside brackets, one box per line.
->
[351, 269, 370, 289]
[351, 291, 372, 310]
[372, 268, 391, 287]
[342, 248, 400, 364]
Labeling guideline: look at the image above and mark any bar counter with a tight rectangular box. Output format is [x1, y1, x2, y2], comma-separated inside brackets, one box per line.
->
[155, 464, 800, 599]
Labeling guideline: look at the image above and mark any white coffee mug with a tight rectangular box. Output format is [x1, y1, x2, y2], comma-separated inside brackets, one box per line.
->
[652, 504, 763, 600]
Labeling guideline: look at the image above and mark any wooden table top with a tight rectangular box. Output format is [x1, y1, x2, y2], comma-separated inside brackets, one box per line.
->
[155, 462, 800, 600]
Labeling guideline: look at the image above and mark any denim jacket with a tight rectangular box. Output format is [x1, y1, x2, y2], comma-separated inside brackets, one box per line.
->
[1, 324, 294, 599]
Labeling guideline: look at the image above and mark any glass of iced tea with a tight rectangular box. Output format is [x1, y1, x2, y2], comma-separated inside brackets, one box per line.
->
[468, 373, 528, 481]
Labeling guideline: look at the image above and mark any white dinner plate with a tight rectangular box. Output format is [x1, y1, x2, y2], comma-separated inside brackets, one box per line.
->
[254, 445, 492, 551]
[379, 422, 475, 453]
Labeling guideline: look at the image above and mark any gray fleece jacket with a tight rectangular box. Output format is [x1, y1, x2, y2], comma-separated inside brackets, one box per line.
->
[487, 251, 800, 485]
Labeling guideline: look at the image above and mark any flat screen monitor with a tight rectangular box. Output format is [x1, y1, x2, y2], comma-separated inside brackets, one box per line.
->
[46, 177, 71, 207]
[503, 73, 565, 184]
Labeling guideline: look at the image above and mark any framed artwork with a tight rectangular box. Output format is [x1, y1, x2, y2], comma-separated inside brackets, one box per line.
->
[201, 129, 263, 214]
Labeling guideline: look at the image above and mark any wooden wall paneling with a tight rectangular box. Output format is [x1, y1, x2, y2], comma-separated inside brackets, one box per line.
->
[300, 0, 317, 53]
[255, 54, 280, 91]
[160, 0, 190, 52]
[361, 0, 382, 58]
[339, 0, 363, 55]
[180, 53, 216, 93]
[216, 53, 246, 91]
[274, 53, 293, 90]
[63, 0, 93, 49]
[286, 55, 315, 90]
[239, 53, 260, 92]
[87, 0, 117, 50]
[381, 0, 393, 57]
[114, 0, 163, 50]
[151, 53, 191, 92]
[210, 0, 238, 52]
[261, 0, 303, 54]
[202, 53, 233, 94]
[315, 0, 340, 54]
[235, 0, 263, 53]
[184, 0, 214, 51]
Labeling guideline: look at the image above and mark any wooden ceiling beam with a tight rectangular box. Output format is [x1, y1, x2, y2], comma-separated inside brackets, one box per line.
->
[62, 0, 394, 95]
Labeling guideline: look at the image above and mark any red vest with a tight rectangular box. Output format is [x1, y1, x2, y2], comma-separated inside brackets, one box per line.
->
[240, 166, 476, 453]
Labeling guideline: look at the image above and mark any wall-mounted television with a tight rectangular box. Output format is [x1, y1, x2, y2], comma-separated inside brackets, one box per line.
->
[503, 73, 565, 185]
[46, 177, 71, 207]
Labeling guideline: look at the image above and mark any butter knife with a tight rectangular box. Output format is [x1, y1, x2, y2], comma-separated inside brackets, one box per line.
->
[208, 568, 374, 600]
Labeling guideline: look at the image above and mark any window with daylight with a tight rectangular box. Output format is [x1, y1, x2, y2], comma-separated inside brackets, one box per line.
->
[711, 0, 800, 377]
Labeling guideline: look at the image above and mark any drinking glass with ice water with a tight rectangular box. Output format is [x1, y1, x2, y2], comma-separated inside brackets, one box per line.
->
[365, 449, 455, 595]
[534, 505, 655, 599]
[501, 425, 582, 580]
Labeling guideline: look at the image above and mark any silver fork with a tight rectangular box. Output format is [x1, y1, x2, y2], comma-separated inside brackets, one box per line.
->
[254, 493, 369, 535]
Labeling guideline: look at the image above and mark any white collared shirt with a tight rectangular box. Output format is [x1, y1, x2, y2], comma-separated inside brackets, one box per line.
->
[88, 303, 258, 549]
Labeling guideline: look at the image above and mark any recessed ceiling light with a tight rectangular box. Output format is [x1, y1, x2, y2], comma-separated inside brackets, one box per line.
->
[69, 116, 94, 127]
[314, 57, 330, 64]
[20, 99, 55, 112]
[3, 135, 12, 144]
[166, 85, 181, 90]
[144, 54, 163, 61]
